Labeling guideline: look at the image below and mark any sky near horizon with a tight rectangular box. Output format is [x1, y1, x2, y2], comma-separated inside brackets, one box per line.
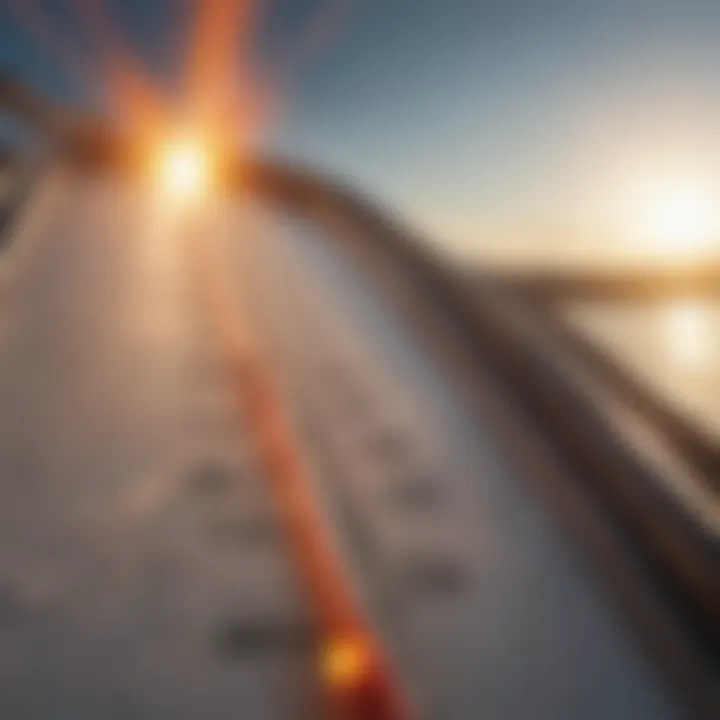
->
[2, 0, 720, 265]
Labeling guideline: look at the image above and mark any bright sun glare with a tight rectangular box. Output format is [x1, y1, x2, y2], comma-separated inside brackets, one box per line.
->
[155, 137, 212, 202]
[631, 180, 717, 257]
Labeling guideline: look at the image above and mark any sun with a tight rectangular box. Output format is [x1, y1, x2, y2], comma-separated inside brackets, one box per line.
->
[154, 135, 213, 202]
[631, 179, 717, 258]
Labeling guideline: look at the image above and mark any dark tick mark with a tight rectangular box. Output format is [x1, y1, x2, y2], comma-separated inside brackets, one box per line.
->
[405, 555, 467, 595]
[215, 617, 314, 659]
[389, 473, 443, 511]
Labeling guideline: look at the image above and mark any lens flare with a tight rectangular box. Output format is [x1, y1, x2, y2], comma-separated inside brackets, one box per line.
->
[155, 137, 212, 202]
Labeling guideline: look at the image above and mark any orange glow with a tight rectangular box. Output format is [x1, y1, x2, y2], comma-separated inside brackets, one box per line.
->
[7, 0, 351, 192]
[185, 0, 255, 131]
[320, 636, 372, 690]
[5, 0, 353, 163]
[154, 135, 213, 202]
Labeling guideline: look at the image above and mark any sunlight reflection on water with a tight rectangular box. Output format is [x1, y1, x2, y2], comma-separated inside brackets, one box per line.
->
[664, 302, 716, 369]
[564, 299, 720, 436]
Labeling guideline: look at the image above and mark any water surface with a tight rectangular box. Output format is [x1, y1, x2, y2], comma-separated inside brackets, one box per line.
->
[564, 299, 720, 437]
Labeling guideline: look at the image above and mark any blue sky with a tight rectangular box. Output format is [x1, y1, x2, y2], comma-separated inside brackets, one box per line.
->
[3, 1, 720, 262]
